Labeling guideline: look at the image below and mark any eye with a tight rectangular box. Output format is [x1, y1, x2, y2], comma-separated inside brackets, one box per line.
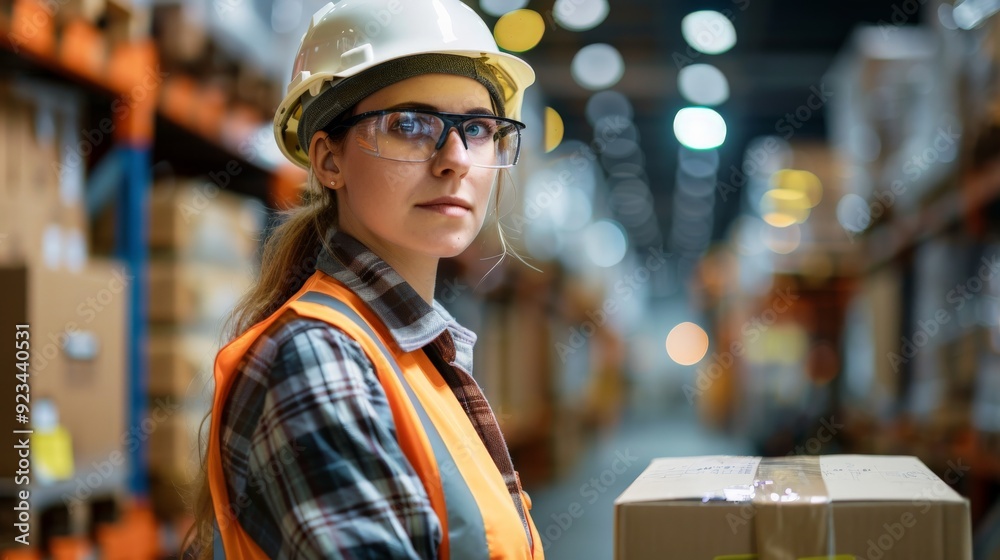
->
[388, 112, 436, 138]
[463, 118, 498, 141]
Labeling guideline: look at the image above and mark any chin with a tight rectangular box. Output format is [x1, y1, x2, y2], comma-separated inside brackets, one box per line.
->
[425, 235, 474, 259]
[433, 243, 471, 259]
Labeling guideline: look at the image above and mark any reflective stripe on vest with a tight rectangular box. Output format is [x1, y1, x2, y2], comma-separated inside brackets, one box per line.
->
[298, 291, 489, 560]
[213, 522, 226, 559]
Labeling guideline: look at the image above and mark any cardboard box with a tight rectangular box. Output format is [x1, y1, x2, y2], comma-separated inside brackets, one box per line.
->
[149, 180, 265, 265]
[615, 455, 971, 560]
[147, 404, 203, 520]
[0, 261, 127, 477]
[148, 331, 218, 400]
[0, 87, 88, 270]
[59, 0, 106, 23]
[3, 88, 60, 200]
[148, 260, 251, 326]
[152, 3, 207, 65]
[0, 194, 87, 271]
[148, 410, 200, 481]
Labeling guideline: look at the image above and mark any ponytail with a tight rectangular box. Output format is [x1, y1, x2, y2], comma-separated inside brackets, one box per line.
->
[180, 167, 337, 559]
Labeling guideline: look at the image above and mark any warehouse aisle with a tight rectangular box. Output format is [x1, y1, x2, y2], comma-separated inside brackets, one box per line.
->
[525, 406, 754, 560]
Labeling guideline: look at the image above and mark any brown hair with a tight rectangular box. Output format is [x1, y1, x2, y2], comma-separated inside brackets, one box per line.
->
[179, 124, 524, 557]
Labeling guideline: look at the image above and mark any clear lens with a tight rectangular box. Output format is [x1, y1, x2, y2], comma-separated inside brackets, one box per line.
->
[352, 111, 521, 168]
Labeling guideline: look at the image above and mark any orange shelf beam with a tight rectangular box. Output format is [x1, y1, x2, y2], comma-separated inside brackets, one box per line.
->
[10, 0, 56, 57]
[107, 39, 159, 145]
[58, 19, 107, 82]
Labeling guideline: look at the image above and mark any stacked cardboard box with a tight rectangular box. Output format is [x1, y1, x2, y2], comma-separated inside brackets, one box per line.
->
[0, 85, 88, 272]
[0, 263, 127, 476]
[0, 85, 128, 492]
[145, 179, 263, 518]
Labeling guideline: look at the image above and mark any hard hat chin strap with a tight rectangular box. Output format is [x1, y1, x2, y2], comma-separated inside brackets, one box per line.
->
[297, 53, 507, 155]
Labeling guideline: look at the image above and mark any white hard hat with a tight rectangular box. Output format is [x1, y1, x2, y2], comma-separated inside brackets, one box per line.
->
[273, 0, 536, 169]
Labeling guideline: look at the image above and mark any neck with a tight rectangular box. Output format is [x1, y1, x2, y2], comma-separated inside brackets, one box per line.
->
[337, 223, 439, 305]
[382, 251, 439, 305]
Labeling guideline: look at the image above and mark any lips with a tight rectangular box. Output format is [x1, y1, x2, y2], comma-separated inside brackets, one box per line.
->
[416, 196, 473, 217]
[417, 196, 472, 210]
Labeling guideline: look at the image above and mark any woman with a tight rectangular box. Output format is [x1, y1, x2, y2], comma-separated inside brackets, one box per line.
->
[183, 0, 544, 557]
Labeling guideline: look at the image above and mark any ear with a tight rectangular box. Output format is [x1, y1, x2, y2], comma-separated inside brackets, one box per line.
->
[308, 131, 344, 190]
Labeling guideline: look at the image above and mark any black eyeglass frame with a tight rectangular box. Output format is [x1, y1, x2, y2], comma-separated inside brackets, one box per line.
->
[326, 109, 527, 167]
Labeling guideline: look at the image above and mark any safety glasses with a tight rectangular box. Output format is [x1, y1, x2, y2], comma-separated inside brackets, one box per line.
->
[329, 109, 526, 168]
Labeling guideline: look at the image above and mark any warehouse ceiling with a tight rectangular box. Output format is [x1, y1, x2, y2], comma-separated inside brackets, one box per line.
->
[476, 0, 916, 251]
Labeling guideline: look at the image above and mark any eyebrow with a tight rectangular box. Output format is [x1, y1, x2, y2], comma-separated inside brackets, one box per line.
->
[383, 102, 496, 116]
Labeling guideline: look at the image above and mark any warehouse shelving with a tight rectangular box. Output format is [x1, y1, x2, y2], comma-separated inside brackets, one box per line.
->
[864, 159, 1000, 271]
[0, 1, 304, 552]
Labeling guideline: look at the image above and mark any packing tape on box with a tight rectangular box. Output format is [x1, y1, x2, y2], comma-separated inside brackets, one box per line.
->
[754, 456, 834, 560]
[707, 456, 841, 560]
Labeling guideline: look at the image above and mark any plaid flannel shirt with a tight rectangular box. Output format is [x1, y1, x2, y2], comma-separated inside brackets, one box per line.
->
[218, 228, 530, 559]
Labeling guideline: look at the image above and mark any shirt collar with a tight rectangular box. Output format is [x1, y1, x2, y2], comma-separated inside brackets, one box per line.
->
[315, 227, 477, 376]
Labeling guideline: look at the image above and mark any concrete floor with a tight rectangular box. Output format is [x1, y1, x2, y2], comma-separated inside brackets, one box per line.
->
[525, 407, 754, 560]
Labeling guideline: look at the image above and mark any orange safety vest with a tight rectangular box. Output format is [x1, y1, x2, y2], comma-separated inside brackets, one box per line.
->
[207, 270, 545, 559]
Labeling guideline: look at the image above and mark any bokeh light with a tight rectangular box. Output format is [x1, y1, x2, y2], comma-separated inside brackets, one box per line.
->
[666, 322, 710, 365]
[586, 90, 634, 126]
[494, 9, 545, 52]
[678, 64, 730, 106]
[571, 44, 625, 90]
[553, 0, 609, 31]
[583, 220, 628, 267]
[480, 0, 529, 17]
[681, 11, 737, 55]
[673, 107, 727, 150]
[762, 212, 800, 228]
[760, 189, 811, 225]
[545, 107, 564, 153]
[678, 147, 720, 178]
[837, 193, 871, 233]
[762, 223, 802, 254]
[770, 169, 823, 207]
[551, 188, 593, 232]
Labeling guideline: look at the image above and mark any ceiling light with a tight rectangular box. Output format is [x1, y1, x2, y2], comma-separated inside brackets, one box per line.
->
[553, 0, 609, 31]
[571, 44, 625, 90]
[673, 107, 727, 150]
[678, 63, 730, 106]
[681, 11, 737, 55]
[480, 0, 528, 18]
[494, 9, 545, 52]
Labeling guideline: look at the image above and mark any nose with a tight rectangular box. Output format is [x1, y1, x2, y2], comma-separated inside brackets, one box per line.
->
[431, 128, 472, 178]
